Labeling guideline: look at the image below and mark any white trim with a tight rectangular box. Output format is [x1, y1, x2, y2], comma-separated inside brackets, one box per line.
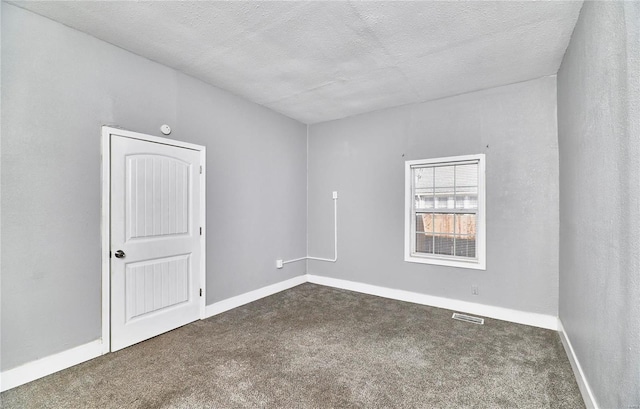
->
[405, 154, 484, 167]
[404, 153, 486, 270]
[198, 148, 207, 319]
[1, 274, 565, 393]
[557, 320, 599, 409]
[306, 275, 558, 330]
[0, 340, 103, 392]
[205, 275, 306, 318]
[100, 128, 111, 354]
[102, 126, 205, 151]
[0, 275, 304, 392]
[100, 126, 207, 353]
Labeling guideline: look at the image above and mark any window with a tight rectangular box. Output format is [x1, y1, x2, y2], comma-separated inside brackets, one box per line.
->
[405, 154, 485, 269]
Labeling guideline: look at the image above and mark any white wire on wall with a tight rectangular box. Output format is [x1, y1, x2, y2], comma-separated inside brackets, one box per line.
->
[283, 192, 338, 265]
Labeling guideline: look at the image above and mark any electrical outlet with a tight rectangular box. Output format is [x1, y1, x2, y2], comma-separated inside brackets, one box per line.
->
[472, 285, 479, 296]
[276, 259, 283, 269]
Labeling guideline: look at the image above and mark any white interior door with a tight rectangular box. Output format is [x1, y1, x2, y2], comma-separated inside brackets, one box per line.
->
[110, 134, 202, 351]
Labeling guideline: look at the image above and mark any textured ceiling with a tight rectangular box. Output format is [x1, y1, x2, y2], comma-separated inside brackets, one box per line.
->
[10, 1, 582, 124]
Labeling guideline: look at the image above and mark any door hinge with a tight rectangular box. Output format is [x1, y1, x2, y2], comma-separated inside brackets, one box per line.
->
[200, 165, 203, 174]
[199, 288, 203, 297]
[200, 227, 202, 235]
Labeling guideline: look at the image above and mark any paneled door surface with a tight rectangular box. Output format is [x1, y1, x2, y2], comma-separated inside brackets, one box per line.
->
[110, 134, 202, 351]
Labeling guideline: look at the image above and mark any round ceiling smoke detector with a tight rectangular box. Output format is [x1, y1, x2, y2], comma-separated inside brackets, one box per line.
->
[160, 124, 171, 135]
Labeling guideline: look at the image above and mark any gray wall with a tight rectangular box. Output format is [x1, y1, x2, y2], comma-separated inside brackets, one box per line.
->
[1, 4, 306, 371]
[557, 2, 640, 408]
[308, 76, 559, 316]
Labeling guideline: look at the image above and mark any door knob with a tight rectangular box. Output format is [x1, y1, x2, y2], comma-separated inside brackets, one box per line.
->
[114, 250, 126, 259]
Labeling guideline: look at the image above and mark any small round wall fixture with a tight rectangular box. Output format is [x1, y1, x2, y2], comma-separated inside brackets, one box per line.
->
[160, 124, 171, 135]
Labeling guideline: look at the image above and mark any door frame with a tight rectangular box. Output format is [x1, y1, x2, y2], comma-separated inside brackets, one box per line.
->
[101, 126, 206, 354]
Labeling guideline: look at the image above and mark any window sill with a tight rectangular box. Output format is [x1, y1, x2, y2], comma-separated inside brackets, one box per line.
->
[405, 254, 486, 270]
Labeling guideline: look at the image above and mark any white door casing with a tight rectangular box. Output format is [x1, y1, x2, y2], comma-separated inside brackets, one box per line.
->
[102, 127, 206, 352]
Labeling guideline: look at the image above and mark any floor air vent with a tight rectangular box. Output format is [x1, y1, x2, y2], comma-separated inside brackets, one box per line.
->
[452, 313, 484, 325]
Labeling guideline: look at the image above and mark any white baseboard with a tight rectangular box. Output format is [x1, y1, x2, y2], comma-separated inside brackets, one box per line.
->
[204, 275, 306, 318]
[0, 276, 306, 393]
[1, 274, 562, 393]
[558, 320, 599, 409]
[0, 339, 103, 392]
[306, 274, 558, 330]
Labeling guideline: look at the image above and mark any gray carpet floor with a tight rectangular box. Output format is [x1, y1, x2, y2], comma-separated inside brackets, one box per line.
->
[1, 283, 584, 408]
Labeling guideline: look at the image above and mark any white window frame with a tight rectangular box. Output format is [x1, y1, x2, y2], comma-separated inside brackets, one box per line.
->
[404, 154, 486, 270]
